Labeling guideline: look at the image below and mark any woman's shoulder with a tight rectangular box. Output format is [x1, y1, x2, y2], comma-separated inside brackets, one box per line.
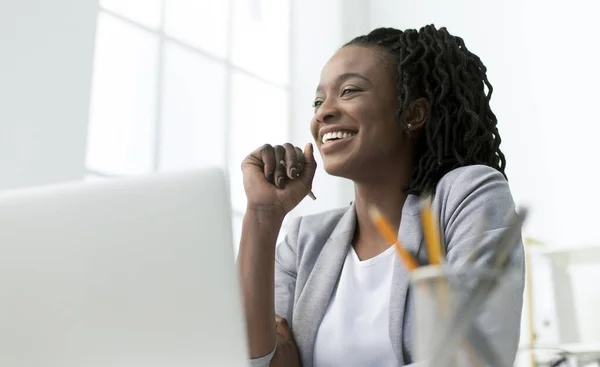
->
[432, 164, 515, 231]
[434, 164, 510, 203]
[437, 164, 506, 189]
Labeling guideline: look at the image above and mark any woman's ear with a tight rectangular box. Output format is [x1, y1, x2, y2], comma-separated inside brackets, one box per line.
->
[401, 97, 429, 132]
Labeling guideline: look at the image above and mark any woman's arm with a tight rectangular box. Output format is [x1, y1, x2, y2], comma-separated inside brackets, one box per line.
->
[239, 211, 303, 367]
[237, 208, 284, 359]
[440, 165, 525, 366]
[269, 317, 301, 367]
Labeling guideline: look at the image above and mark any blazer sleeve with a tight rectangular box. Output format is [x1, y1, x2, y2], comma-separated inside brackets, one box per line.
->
[248, 216, 302, 367]
[438, 165, 525, 366]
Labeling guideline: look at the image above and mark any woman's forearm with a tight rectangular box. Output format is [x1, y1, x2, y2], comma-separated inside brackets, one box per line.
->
[237, 207, 285, 359]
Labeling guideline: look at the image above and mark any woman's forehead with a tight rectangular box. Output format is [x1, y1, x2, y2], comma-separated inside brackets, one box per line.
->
[319, 45, 391, 85]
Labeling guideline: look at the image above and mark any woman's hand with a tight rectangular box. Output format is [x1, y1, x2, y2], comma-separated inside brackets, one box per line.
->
[270, 316, 301, 367]
[242, 143, 317, 216]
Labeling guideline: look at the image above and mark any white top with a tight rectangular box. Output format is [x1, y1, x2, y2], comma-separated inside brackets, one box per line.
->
[313, 245, 399, 367]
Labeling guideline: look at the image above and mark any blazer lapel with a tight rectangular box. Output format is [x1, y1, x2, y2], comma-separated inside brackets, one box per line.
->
[389, 195, 424, 364]
[292, 205, 356, 367]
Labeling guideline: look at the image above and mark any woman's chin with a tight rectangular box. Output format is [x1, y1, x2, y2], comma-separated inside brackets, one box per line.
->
[322, 160, 355, 180]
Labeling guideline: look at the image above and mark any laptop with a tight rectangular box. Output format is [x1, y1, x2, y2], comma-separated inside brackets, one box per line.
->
[0, 168, 249, 366]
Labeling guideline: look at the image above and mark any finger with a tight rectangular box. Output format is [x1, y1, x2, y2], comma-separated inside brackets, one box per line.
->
[295, 146, 305, 173]
[259, 144, 276, 183]
[273, 145, 287, 189]
[300, 143, 317, 188]
[275, 317, 294, 342]
[245, 145, 265, 168]
[283, 143, 299, 179]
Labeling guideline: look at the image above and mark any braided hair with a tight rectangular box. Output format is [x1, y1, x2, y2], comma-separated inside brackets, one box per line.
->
[345, 25, 506, 195]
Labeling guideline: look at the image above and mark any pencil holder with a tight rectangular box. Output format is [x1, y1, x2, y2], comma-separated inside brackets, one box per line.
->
[410, 264, 519, 367]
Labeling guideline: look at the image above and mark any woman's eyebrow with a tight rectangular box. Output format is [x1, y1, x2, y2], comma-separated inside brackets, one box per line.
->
[316, 72, 373, 93]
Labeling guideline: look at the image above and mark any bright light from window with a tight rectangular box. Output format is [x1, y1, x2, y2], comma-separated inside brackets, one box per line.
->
[159, 42, 228, 171]
[229, 70, 289, 213]
[164, 0, 229, 59]
[100, 0, 162, 29]
[231, 0, 290, 85]
[86, 13, 159, 175]
[88, 1, 290, 245]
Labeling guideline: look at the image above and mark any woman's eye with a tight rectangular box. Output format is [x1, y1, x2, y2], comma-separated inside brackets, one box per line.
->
[312, 100, 323, 108]
[341, 88, 360, 96]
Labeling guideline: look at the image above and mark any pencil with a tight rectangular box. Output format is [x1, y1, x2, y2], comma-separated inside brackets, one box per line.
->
[420, 196, 444, 265]
[368, 206, 419, 271]
[278, 160, 316, 200]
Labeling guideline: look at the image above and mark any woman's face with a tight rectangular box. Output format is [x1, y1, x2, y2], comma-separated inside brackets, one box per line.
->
[310, 45, 412, 182]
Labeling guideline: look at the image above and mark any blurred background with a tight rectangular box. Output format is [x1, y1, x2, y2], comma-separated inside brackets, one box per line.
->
[1, 0, 600, 365]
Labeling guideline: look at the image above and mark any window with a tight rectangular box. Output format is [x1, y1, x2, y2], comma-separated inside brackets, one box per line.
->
[86, 0, 290, 251]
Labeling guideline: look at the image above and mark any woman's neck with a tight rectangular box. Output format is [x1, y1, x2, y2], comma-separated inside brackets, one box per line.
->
[352, 171, 409, 257]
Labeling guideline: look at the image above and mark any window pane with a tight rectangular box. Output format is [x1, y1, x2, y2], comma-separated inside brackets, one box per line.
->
[86, 13, 159, 175]
[100, 0, 162, 29]
[159, 42, 227, 171]
[229, 71, 288, 213]
[231, 0, 289, 85]
[164, 0, 229, 59]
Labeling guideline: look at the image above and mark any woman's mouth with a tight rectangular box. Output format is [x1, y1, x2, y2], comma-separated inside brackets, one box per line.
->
[321, 130, 358, 144]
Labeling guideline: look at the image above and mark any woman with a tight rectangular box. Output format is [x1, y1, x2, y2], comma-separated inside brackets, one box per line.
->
[238, 25, 524, 366]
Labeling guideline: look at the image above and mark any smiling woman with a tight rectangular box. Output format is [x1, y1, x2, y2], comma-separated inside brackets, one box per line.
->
[310, 45, 405, 182]
[237, 25, 524, 367]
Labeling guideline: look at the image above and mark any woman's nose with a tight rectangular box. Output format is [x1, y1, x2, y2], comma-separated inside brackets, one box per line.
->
[315, 99, 339, 123]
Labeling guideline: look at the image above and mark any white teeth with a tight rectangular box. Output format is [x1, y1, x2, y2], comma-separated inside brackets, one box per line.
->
[321, 130, 357, 144]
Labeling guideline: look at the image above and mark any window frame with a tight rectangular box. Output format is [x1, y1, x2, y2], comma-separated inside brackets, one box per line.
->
[87, 0, 292, 222]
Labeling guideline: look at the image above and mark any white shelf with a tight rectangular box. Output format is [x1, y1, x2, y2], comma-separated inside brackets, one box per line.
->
[530, 245, 600, 346]
[539, 244, 600, 265]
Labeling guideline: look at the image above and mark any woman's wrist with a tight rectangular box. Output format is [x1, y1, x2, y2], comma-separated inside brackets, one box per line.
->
[245, 204, 286, 224]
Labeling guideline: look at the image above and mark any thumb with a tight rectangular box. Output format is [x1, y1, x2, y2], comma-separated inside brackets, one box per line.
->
[300, 143, 317, 188]
[275, 316, 294, 342]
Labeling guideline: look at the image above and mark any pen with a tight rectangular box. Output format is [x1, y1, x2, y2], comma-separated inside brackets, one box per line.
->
[279, 160, 316, 200]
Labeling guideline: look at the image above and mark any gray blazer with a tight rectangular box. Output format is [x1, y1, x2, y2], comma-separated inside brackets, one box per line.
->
[250, 165, 525, 367]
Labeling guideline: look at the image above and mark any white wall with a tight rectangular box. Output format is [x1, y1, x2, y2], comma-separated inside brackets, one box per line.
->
[367, 0, 600, 248]
[0, 0, 98, 190]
